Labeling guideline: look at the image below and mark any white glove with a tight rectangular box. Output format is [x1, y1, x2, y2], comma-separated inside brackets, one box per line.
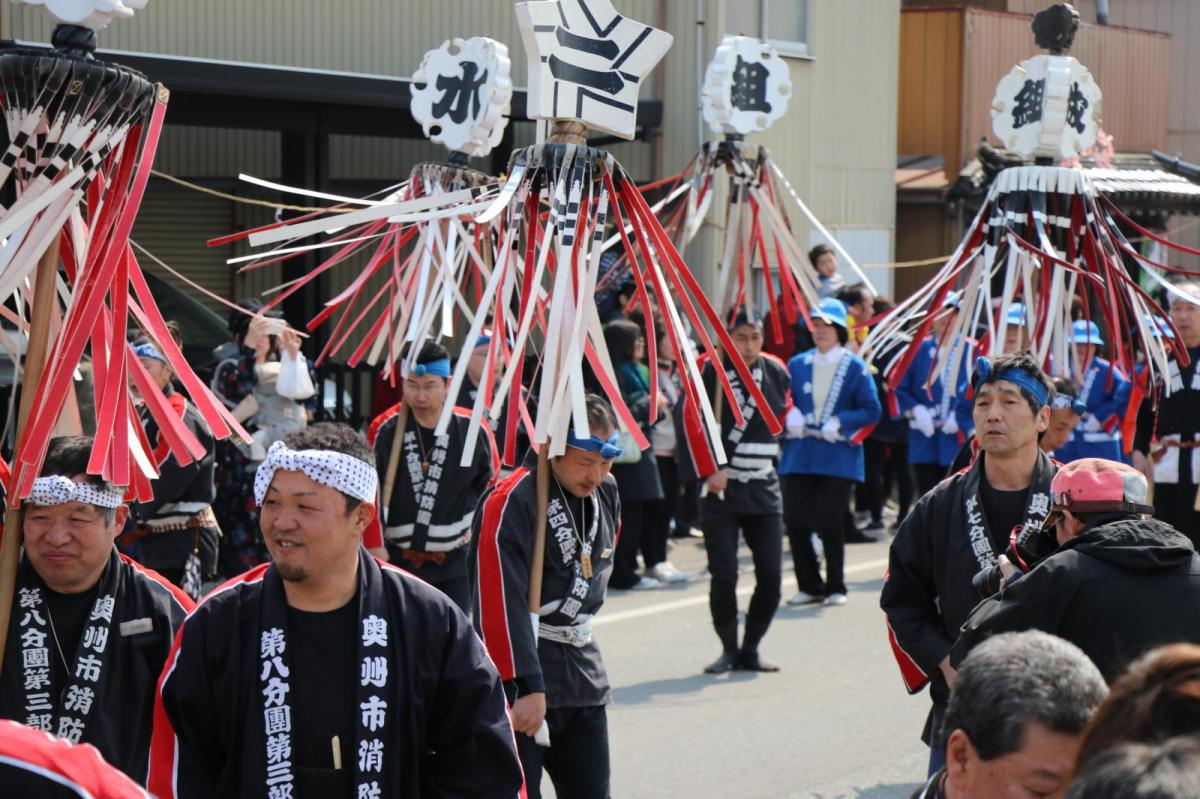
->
[820, 417, 841, 443]
[785, 406, 807, 439]
[911, 405, 936, 438]
[1083, 415, 1103, 433]
[942, 415, 960, 437]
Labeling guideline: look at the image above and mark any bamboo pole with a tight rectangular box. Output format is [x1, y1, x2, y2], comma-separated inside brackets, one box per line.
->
[0, 235, 63, 671]
[527, 445, 550, 616]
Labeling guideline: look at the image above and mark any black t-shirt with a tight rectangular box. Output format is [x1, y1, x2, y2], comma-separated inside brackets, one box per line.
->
[286, 594, 358, 796]
[980, 479, 1030, 554]
[44, 583, 99, 704]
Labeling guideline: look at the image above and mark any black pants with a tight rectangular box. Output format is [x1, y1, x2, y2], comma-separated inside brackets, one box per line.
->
[702, 509, 782, 651]
[612, 500, 654, 588]
[677, 479, 702, 536]
[783, 473, 854, 596]
[517, 705, 610, 799]
[642, 457, 679, 567]
[913, 462, 946, 500]
[1155, 482, 1200, 549]
[861, 439, 887, 524]
[882, 440, 914, 521]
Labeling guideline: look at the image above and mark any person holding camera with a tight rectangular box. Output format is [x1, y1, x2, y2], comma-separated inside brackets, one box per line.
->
[881, 351, 1058, 776]
[950, 458, 1200, 681]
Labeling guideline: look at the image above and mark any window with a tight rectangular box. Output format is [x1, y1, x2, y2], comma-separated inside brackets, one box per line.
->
[761, 0, 810, 58]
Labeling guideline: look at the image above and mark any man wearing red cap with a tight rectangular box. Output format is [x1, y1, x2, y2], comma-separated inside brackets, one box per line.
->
[950, 457, 1200, 681]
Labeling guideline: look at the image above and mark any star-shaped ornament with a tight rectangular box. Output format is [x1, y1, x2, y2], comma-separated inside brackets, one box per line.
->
[515, 0, 673, 140]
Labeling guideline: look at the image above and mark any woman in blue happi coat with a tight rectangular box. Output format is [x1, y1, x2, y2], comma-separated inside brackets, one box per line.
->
[1053, 319, 1132, 464]
[779, 298, 881, 606]
[894, 294, 975, 496]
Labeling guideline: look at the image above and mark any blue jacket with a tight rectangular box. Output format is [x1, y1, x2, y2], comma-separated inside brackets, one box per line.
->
[894, 337, 974, 467]
[780, 347, 881, 482]
[1054, 357, 1132, 464]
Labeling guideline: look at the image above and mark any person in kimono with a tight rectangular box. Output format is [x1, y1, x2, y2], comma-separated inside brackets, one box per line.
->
[470, 394, 622, 799]
[1053, 320, 1131, 464]
[676, 310, 791, 674]
[0, 436, 194, 786]
[364, 341, 497, 613]
[881, 351, 1058, 777]
[780, 297, 882, 607]
[149, 423, 522, 798]
[126, 341, 219, 599]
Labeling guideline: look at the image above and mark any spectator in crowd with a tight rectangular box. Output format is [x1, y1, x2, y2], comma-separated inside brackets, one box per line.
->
[1073, 644, 1200, 772]
[644, 325, 691, 581]
[1067, 738, 1200, 799]
[781, 298, 881, 606]
[1052, 321, 1131, 464]
[912, 630, 1107, 799]
[1133, 282, 1200, 549]
[211, 300, 315, 575]
[126, 339, 219, 599]
[811, 243, 845, 300]
[605, 319, 666, 590]
[837, 284, 875, 352]
[952, 458, 1200, 680]
[883, 351, 1057, 775]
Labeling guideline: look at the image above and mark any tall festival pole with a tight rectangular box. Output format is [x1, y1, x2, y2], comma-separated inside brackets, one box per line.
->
[0, 0, 249, 669]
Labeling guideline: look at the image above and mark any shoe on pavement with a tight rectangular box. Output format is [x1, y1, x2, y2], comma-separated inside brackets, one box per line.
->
[737, 650, 781, 672]
[844, 529, 874, 544]
[786, 590, 823, 606]
[631, 575, 660, 590]
[863, 521, 886, 534]
[824, 593, 849, 606]
[704, 650, 740, 675]
[650, 562, 690, 584]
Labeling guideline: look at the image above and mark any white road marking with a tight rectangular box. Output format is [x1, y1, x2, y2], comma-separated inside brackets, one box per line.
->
[595, 556, 890, 626]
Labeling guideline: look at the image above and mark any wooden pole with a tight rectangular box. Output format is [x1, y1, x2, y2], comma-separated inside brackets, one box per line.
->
[527, 445, 549, 615]
[0, 235, 63, 671]
[380, 401, 408, 526]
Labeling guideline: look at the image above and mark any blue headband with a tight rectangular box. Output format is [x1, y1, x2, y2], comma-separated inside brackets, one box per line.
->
[475, 335, 492, 349]
[565, 429, 624, 460]
[132, 342, 166, 363]
[411, 358, 451, 378]
[1050, 393, 1087, 415]
[973, 357, 1050, 408]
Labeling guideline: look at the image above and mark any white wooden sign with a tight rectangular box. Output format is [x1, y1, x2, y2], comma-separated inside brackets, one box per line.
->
[991, 54, 1102, 161]
[15, 0, 147, 31]
[702, 36, 792, 137]
[515, 0, 673, 140]
[410, 37, 513, 159]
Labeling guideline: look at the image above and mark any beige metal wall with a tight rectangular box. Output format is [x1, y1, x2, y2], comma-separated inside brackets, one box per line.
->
[4, 0, 899, 296]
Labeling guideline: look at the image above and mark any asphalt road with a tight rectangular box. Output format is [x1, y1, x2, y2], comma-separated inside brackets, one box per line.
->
[537, 530, 931, 799]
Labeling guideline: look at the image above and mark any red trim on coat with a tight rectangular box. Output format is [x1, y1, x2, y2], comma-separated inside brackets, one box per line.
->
[474, 470, 530, 683]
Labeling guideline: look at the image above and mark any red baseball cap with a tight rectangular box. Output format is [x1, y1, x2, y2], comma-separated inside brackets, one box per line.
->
[1042, 458, 1154, 530]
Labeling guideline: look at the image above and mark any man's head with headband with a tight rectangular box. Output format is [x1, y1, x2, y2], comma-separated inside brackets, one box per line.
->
[1042, 376, 1086, 454]
[552, 394, 621, 499]
[971, 351, 1053, 458]
[403, 341, 452, 426]
[256, 423, 378, 594]
[24, 436, 129, 594]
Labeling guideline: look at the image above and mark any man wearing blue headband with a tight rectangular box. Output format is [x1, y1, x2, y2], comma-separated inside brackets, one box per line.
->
[456, 330, 531, 469]
[882, 350, 1059, 777]
[125, 339, 219, 600]
[364, 341, 497, 613]
[471, 394, 623, 799]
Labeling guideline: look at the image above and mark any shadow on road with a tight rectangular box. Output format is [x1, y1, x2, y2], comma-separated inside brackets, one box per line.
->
[612, 670, 760, 705]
